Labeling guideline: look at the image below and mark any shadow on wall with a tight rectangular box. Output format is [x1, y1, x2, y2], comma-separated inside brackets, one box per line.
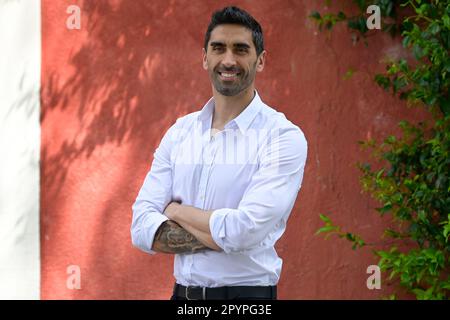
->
[41, 0, 205, 189]
[40, 0, 212, 299]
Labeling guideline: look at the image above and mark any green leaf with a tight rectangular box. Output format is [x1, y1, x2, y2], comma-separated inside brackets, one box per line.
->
[375, 74, 391, 90]
[315, 226, 337, 235]
[343, 68, 356, 80]
[377, 203, 393, 214]
[309, 11, 321, 21]
[316, 226, 337, 234]
[439, 97, 450, 116]
[413, 44, 425, 59]
[337, 11, 346, 21]
[319, 214, 331, 223]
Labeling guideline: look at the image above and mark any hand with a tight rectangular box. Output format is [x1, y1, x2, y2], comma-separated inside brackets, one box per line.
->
[164, 201, 181, 220]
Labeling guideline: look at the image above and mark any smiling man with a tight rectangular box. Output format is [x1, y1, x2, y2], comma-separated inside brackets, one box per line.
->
[131, 6, 308, 300]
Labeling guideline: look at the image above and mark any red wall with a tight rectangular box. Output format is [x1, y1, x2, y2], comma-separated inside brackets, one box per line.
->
[41, 0, 425, 299]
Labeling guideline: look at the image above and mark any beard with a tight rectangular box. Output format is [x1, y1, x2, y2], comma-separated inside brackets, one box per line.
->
[209, 61, 257, 97]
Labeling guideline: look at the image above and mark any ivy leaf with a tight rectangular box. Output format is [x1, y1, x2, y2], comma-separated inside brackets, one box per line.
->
[309, 11, 321, 21]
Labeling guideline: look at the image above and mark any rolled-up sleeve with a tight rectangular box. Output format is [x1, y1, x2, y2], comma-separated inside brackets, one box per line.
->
[209, 127, 308, 254]
[131, 120, 181, 254]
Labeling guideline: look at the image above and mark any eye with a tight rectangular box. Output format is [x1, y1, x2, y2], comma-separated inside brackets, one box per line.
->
[236, 47, 249, 54]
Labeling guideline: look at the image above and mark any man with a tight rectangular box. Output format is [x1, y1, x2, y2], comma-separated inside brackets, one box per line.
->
[131, 6, 308, 300]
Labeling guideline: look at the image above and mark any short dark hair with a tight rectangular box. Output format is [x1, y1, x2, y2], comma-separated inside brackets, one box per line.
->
[204, 6, 264, 56]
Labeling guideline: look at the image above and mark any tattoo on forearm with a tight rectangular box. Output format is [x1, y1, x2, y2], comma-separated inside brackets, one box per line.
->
[152, 220, 210, 254]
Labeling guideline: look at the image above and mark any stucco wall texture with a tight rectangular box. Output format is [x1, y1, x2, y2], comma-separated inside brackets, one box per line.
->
[40, 0, 425, 299]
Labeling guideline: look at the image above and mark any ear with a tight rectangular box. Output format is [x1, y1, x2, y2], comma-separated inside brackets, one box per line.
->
[202, 48, 208, 70]
[256, 50, 266, 72]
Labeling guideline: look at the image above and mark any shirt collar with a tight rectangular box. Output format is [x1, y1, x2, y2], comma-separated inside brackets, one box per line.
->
[198, 96, 215, 122]
[198, 90, 263, 134]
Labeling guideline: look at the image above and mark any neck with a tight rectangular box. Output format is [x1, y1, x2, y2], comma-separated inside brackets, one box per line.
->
[211, 85, 255, 130]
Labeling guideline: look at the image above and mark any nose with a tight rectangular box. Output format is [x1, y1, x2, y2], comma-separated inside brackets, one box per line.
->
[221, 49, 237, 68]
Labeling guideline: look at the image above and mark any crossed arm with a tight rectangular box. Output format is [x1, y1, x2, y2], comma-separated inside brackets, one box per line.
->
[151, 202, 222, 254]
[134, 125, 307, 256]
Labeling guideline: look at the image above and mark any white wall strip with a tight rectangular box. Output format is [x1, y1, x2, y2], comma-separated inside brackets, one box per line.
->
[0, 0, 41, 299]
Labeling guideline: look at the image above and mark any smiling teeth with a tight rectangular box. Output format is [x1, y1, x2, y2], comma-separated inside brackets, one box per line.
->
[222, 73, 236, 77]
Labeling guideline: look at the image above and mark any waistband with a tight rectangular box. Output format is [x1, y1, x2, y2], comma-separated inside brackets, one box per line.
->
[173, 283, 277, 300]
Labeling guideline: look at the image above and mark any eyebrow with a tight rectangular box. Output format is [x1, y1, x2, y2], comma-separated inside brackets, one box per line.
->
[210, 42, 251, 49]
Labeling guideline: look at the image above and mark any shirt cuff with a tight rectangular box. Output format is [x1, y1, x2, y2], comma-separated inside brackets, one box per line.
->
[145, 213, 169, 254]
[209, 208, 230, 253]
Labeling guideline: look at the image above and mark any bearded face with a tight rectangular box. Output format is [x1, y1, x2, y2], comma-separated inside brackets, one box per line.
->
[203, 24, 265, 97]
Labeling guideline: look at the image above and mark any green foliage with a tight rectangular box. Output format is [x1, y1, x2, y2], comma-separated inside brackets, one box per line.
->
[316, 214, 366, 249]
[310, 0, 450, 116]
[311, 0, 450, 299]
[310, 10, 347, 30]
[362, 117, 450, 299]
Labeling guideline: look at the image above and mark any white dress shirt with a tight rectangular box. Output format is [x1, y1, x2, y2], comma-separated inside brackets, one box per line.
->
[131, 91, 308, 287]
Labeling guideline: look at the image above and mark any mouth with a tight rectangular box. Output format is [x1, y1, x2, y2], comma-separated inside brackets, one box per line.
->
[217, 71, 240, 81]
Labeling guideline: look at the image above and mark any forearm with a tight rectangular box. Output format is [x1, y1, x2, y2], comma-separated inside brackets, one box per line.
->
[152, 220, 211, 254]
[165, 203, 222, 251]
[174, 215, 222, 251]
